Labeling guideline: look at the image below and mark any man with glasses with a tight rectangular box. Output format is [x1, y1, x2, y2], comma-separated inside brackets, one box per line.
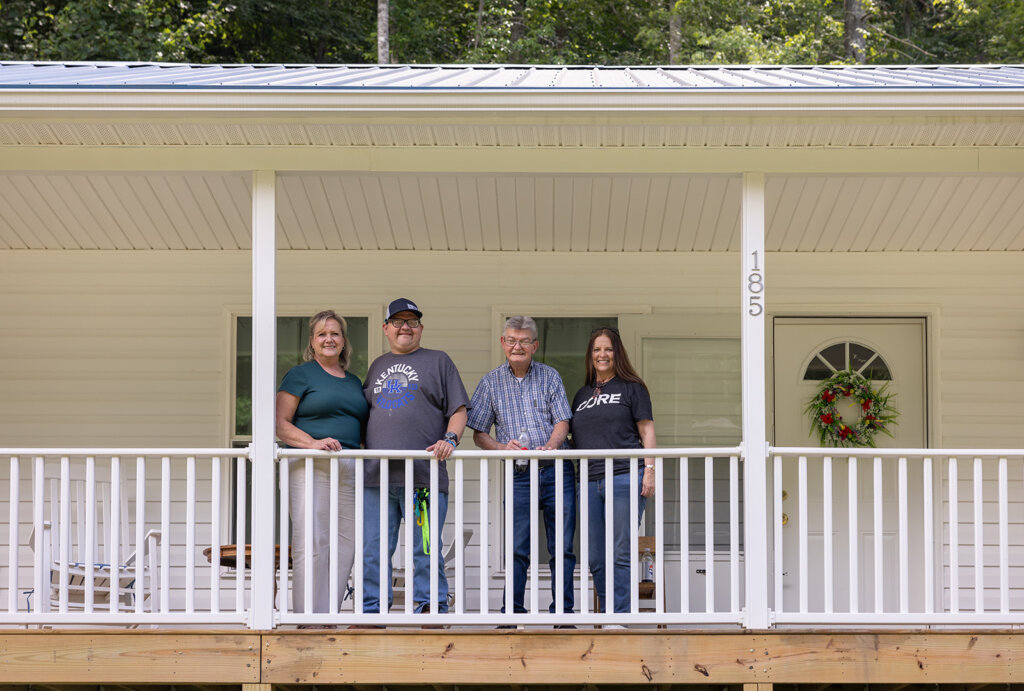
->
[467, 315, 576, 624]
[361, 298, 469, 620]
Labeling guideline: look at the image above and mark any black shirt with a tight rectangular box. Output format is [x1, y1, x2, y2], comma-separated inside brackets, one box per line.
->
[570, 377, 653, 481]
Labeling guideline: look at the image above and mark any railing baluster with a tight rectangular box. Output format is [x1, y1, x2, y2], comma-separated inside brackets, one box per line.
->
[529, 454, 539, 614]
[679, 455, 689, 614]
[823, 455, 833, 614]
[729, 455, 739, 614]
[402, 459, 413, 616]
[604, 456, 613, 615]
[210, 456, 221, 614]
[278, 455, 290, 615]
[303, 456, 314, 614]
[33, 456, 46, 613]
[136, 456, 146, 614]
[873, 455, 882, 614]
[478, 456, 488, 615]
[110, 456, 121, 614]
[898, 456, 908, 614]
[554, 455, 564, 615]
[578, 458, 589, 616]
[353, 455, 364, 615]
[7, 456, 19, 613]
[848, 456, 858, 614]
[85, 456, 96, 613]
[998, 456, 1009, 614]
[656, 456, 666, 615]
[629, 459, 638, 614]
[504, 456, 513, 618]
[329, 455, 339, 614]
[185, 455, 196, 614]
[798, 454, 807, 614]
[454, 456, 464, 615]
[772, 454, 782, 613]
[704, 455, 714, 613]
[923, 456, 933, 614]
[59, 456, 69, 612]
[160, 456, 171, 614]
[428, 455, 439, 620]
[973, 456, 984, 614]
[949, 456, 959, 614]
[235, 455, 246, 614]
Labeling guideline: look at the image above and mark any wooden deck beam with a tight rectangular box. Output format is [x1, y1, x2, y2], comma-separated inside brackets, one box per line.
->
[0, 631, 261, 685]
[1, 630, 1022, 686]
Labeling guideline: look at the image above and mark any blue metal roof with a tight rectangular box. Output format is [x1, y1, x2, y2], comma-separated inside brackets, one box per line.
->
[2, 62, 1024, 90]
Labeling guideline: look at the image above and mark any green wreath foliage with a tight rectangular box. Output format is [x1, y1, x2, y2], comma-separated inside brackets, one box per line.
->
[805, 369, 898, 448]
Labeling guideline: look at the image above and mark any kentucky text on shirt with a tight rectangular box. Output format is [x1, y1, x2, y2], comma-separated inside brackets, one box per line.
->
[575, 392, 622, 411]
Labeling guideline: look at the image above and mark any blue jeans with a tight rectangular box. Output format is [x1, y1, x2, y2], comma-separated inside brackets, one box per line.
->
[588, 471, 646, 613]
[362, 485, 449, 613]
[506, 463, 577, 613]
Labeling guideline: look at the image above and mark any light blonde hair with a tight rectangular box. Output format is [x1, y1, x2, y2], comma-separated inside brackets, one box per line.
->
[302, 310, 353, 369]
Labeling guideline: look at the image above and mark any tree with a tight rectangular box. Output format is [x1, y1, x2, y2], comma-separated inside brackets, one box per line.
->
[377, 0, 389, 63]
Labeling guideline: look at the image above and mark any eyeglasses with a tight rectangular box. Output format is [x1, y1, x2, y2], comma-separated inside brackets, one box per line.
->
[503, 337, 536, 347]
[387, 317, 422, 328]
[590, 326, 619, 335]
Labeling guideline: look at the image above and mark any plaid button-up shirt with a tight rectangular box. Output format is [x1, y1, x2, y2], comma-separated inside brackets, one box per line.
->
[467, 360, 572, 454]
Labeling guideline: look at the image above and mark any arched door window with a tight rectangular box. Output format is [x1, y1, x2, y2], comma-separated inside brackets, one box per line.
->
[803, 341, 892, 381]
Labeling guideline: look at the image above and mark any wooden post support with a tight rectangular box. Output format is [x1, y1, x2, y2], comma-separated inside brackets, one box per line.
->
[243, 685, 273, 691]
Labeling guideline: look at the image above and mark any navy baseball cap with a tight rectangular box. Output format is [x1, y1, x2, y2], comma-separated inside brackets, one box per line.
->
[385, 298, 423, 320]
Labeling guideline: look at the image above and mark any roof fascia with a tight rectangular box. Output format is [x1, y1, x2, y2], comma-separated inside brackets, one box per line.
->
[3, 87, 1024, 119]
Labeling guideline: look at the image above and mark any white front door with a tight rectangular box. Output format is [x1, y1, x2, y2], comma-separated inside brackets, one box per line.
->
[772, 317, 928, 613]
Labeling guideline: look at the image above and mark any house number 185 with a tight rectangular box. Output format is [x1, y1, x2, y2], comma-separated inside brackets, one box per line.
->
[747, 250, 764, 316]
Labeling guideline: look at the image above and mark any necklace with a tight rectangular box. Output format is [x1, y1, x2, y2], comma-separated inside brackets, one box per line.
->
[593, 376, 614, 397]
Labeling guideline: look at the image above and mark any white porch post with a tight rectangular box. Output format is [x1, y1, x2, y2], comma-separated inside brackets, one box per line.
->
[250, 170, 277, 630]
[740, 172, 770, 630]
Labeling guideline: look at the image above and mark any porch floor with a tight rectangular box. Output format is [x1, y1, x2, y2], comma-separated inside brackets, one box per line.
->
[1, 629, 1021, 687]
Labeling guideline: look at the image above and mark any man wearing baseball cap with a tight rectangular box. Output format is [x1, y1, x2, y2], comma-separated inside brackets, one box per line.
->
[361, 298, 469, 619]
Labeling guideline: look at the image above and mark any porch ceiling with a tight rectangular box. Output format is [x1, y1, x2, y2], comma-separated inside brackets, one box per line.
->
[1, 171, 1023, 252]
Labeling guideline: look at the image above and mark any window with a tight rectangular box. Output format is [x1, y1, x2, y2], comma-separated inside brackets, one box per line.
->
[804, 340, 891, 382]
[532, 316, 616, 397]
[232, 315, 369, 441]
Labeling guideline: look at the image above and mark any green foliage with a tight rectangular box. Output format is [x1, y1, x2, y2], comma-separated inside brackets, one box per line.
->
[2, 0, 1023, 65]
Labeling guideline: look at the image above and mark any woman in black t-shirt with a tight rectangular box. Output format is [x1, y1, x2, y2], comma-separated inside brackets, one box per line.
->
[570, 327, 656, 616]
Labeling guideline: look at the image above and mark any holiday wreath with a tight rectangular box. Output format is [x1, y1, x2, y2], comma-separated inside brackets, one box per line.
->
[805, 369, 898, 447]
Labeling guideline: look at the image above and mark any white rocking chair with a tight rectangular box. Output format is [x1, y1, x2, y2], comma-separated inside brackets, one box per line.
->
[28, 469, 161, 614]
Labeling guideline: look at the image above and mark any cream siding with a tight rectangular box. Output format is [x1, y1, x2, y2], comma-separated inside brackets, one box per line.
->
[2, 248, 1024, 612]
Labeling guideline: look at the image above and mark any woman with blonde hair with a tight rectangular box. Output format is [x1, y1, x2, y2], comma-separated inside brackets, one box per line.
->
[276, 310, 368, 622]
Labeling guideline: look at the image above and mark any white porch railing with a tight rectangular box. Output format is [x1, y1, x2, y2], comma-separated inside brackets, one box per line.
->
[7, 445, 1024, 629]
[274, 447, 744, 628]
[2, 449, 252, 626]
[771, 447, 1024, 626]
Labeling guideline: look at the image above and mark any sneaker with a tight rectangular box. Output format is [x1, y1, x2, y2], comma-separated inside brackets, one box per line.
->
[603, 624, 626, 630]
[554, 624, 577, 629]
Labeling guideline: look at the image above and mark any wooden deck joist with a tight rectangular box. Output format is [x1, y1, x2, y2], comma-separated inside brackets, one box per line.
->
[1, 630, 1021, 686]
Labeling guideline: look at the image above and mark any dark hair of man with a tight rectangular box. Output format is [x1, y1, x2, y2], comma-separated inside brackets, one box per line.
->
[583, 327, 648, 392]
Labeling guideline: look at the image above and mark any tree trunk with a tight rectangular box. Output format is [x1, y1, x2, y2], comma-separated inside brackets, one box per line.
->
[845, 0, 867, 64]
[377, 0, 390, 64]
[475, 0, 484, 49]
[668, 1, 681, 65]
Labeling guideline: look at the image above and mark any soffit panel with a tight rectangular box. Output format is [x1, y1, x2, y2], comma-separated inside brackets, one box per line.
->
[1, 171, 1022, 252]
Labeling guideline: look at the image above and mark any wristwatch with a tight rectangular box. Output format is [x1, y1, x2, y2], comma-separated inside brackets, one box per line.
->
[442, 431, 459, 447]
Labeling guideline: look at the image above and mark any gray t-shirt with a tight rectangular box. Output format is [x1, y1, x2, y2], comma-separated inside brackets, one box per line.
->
[363, 347, 470, 492]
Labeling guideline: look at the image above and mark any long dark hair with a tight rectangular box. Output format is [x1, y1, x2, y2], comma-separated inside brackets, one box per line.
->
[584, 327, 647, 392]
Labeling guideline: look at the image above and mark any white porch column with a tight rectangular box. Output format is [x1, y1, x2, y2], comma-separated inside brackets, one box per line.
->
[740, 172, 770, 629]
[250, 170, 277, 630]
